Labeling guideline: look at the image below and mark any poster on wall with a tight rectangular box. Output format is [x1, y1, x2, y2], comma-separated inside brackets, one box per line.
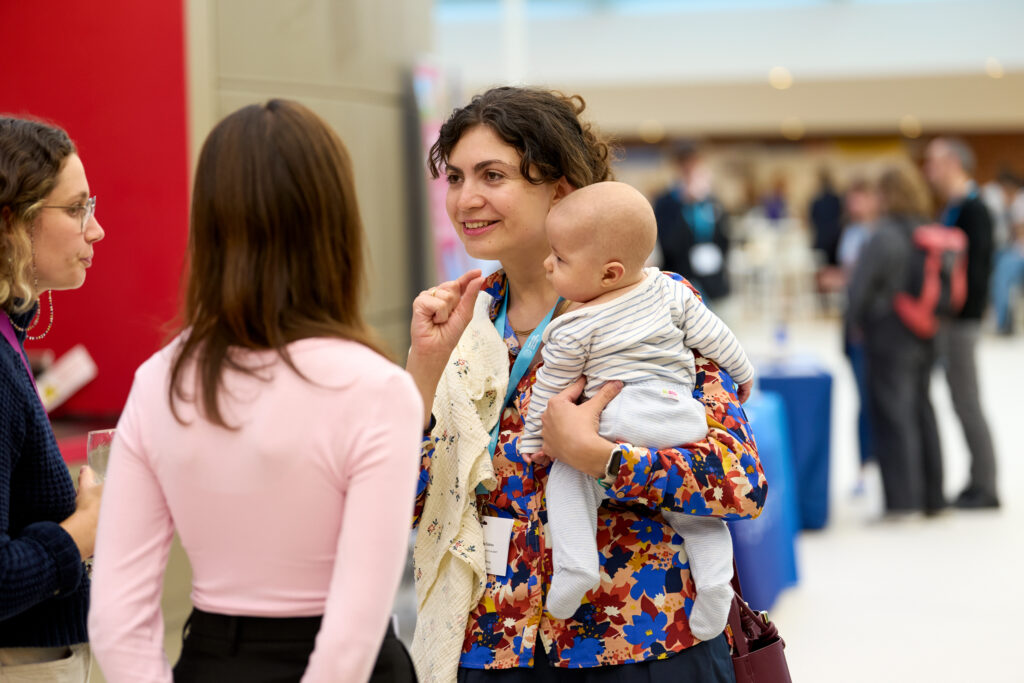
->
[412, 59, 499, 283]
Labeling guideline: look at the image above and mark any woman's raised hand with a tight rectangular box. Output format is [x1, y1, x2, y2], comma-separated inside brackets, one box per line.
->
[410, 269, 484, 361]
[407, 269, 485, 427]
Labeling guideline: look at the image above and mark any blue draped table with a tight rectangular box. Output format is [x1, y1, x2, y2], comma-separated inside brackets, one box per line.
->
[729, 390, 800, 611]
[757, 354, 833, 530]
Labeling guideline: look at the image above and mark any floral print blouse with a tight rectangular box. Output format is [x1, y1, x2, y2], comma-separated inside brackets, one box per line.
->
[414, 270, 767, 670]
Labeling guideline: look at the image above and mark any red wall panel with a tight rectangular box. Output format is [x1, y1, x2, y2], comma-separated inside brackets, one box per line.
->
[0, 0, 190, 416]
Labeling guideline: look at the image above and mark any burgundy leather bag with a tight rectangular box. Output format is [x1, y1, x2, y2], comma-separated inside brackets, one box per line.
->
[727, 565, 792, 683]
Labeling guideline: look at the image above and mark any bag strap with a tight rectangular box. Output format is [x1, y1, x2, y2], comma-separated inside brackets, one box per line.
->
[729, 559, 750, 656]
[730, 558, 744, 598]
[0, 314, 44, 408]
[728, 559, 781, 654]
[728, 596, 750, 657]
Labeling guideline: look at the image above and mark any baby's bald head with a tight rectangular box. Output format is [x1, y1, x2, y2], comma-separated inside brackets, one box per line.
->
[547, 181, 656, 276]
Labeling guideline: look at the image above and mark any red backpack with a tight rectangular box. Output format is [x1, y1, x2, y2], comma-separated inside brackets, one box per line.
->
[892, 224, 968, 339]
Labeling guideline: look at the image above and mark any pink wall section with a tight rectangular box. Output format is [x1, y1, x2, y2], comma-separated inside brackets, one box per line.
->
[1, 0, 191, 416]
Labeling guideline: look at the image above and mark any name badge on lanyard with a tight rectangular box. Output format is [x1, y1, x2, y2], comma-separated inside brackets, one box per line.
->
[481, 515, 515, 576]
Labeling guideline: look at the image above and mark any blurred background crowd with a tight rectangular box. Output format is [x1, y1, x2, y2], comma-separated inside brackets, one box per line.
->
[3, 0, 1021, 681]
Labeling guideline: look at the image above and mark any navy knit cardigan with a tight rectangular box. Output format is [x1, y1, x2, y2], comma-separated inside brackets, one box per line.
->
[0, 304, 88, 646]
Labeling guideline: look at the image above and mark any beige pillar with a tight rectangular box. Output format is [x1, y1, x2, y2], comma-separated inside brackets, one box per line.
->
[186, 0, 433, 352]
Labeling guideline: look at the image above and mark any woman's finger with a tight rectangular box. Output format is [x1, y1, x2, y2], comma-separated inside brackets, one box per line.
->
[456, 268, 483, 291]
[430, 288, 459, 323]
[413, 291, 449, 323]
[78, 465, 101, 489]
[432, 305, 451, 324]
[554, 376, 586, 405]
[454, 275, 485, 320]
[582, 380, 623, 414]
[438, 286, 461, 308]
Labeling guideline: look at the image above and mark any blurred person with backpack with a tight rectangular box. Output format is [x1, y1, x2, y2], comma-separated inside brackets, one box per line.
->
[924, 138, 999, 510]
[846, 168, 945, 518]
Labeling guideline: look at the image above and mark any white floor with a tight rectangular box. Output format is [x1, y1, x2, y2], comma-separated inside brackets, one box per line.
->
[727, 308, 1024, 683]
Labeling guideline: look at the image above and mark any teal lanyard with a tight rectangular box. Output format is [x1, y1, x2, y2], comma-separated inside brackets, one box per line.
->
[941, 188, 978, 227]
[486, 293, 562, 461]
[684, 201, 715, 243]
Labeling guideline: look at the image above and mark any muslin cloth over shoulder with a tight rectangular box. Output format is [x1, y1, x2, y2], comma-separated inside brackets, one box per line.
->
[411, 292, 507, 683]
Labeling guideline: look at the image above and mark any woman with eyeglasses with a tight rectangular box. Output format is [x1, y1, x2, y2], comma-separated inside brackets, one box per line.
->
[0, 116, 105, 680]
[88, 100, 422, 683]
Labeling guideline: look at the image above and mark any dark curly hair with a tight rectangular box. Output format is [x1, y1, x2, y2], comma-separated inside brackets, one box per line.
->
[428, 86, 616, 189]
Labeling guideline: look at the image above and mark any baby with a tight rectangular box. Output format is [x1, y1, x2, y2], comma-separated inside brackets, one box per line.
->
[521, 181, 754, 640]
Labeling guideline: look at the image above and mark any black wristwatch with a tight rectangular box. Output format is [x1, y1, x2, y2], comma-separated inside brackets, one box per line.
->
[600, 444, 626, 489]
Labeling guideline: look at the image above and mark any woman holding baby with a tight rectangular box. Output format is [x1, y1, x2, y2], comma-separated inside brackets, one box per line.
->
[408, 86, 767, 683]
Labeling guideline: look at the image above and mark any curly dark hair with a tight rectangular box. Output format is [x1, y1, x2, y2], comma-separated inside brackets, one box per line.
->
[428, 86, 616, 189]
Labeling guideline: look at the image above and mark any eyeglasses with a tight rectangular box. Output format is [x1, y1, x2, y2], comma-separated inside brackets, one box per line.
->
[40, 195, 97, 233]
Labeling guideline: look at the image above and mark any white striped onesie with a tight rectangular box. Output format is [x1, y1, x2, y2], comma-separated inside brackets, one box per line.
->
[525, 267, 755, 630]
[520, 267, 754, 454]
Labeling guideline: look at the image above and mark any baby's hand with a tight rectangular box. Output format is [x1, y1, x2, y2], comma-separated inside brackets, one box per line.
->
[522, 451, 552, 467]
[737, 380, 753, 404]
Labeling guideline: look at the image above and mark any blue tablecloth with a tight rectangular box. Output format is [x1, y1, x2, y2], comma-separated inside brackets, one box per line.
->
[758, 355, 833, 530]
[729, 391, 799, 611]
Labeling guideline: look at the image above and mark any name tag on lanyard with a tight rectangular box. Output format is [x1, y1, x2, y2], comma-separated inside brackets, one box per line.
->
[481, 515, 515, 576]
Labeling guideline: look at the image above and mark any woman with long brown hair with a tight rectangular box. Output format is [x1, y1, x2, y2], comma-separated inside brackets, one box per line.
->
[88, 100, 422, 682]
[0, 116, 104, 681]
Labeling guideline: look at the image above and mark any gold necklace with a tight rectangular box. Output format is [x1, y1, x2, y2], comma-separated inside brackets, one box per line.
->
[512, 299, 570, 338]
[9, 291, 54, 341]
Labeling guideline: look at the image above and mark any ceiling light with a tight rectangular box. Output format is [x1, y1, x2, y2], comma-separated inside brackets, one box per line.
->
[770, 66, 793, 90]
[986, 57, 1004, 79]
[638, 120, 665, 144]
[899, 115, 922, 139]
[781, 117, 804, 141]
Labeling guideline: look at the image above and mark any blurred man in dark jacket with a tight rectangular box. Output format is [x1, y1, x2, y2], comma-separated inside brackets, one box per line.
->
[925, 137, 999, 509]
[810, 169, 843, 266]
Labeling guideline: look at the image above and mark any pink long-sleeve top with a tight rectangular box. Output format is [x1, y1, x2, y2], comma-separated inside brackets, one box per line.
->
[88, 337, 423, 683]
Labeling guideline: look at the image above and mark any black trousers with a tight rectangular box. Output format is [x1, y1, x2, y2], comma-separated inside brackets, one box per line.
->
[865, 322, 944, 512]
[457, 634, 734, 683]
[173, 608, 416, 683]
